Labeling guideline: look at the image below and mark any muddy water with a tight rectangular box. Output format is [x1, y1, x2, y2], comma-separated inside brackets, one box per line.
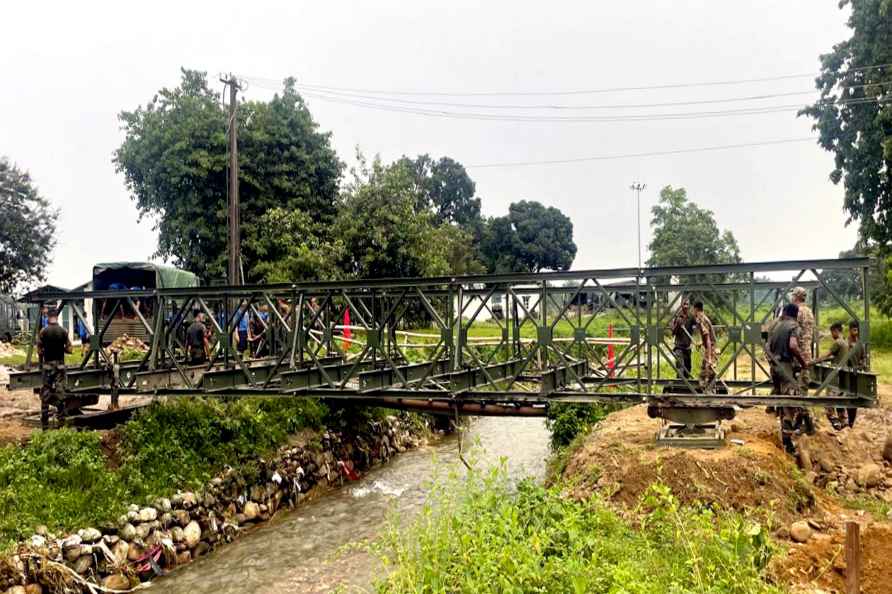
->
[155, 417, 551, 594]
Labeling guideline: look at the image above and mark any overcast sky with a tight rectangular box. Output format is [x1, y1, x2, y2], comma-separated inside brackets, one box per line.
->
[2, 1, 858, 289]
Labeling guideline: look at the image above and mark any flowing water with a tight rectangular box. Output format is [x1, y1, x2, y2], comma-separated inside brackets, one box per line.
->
[155, 417, 551, 594]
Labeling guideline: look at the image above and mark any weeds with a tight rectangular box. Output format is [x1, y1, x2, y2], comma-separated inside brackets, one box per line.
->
[374, 464, 783, 594]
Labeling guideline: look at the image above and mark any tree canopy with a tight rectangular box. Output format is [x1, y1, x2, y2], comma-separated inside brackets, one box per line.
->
[480, 200, 577, 273]
[399, 154, 483, 231]
[114, 69, 342, 282]
[799, 0, 892, 246]
[0, 158, 58, 294]
[646, 186, 741, 272]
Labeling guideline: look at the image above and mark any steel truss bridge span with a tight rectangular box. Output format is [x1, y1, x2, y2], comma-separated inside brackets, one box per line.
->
[9, 258, 878, 440]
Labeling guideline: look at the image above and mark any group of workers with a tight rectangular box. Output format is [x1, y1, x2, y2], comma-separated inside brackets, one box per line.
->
[669, 286, 867, 452]
[184, 302, 272, 365]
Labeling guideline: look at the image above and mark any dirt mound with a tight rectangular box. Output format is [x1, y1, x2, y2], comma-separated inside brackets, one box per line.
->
[771, 522, 892, 594]
[562, 405, 820, 524]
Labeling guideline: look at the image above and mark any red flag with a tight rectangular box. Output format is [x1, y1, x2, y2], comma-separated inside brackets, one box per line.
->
[343, 308, 352, 340]
[607, 324, 615, 378]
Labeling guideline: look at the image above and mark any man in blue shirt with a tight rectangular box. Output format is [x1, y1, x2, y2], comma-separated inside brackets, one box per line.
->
[235, 302, 250, 356]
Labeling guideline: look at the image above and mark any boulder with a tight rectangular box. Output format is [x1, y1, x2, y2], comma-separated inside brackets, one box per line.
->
[127, 542, 145, 562]
[78, 527, 101, 543]
[883, 433, 892, 463]
[6, 587, 26, 594]
[161, 513, 174, 528]
[790, 521, 813, 543]
[24, 585, 43, 594]
[111, 541, 129, 566]
[138, 507, 158, 522]
[102, 574, 130, 590]
[171, 526, 185, 543]
[174, 510, 191, 527]
[182, 492, 197, 509]
[176, 550, 192, 565]
[28, 535, 46, 549]
[183, 521, 201, 548]
[72, 554, 93, 575]
[856, 463, 884, 488]
[135, 523, 152, 540]
[119, 523, 136, 541]
[243, 501, 260, 521]
[156, 497, 172, 513]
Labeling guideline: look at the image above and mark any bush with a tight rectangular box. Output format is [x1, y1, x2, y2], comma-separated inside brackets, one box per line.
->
[545, 402, 617, 449]
[374, 466, 781, 594]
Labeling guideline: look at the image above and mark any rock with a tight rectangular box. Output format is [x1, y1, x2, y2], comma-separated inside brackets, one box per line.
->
[62, 534, 82, 548]
[175, 510, 191, 527]
[183, 521, 201, 548]
[34, 525, 48, 536]
[790, 521, 813, 543]
[856, 463, 884, 488]
[72, 554, 93, 574]
[171, 526, 185, 543]
[135, 523, 153, 540]
[127, 510, 139, 523]
[127, 542, 145, 562]
[111, 541, 129, 566]
[884, 433, 892, 463]
[103, 534, 119, 545]
[117, 514, 129, 528]
[194, 541, 211, 557]
[138, 507, 158, 522]
[128, 504, 139, 513]
[243, 501, 260, 521]
[156, 497, 172, 513]
[24, 585, 43, 594]
[119, 523, 136, 541]
[234, 513, 247, 526]
[171, 493, 184, 508]
[78, 527, 102, 543]
[28, 535, 46, 549]
[805, 471, 818, 485]
[176, 550, 192, 565]
[102, 574, 130, 590]
[182, 492, 197, 509]
[6, 587, 26, 594]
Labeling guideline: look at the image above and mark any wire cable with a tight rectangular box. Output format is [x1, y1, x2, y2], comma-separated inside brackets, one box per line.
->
[466, 137, 815, 168]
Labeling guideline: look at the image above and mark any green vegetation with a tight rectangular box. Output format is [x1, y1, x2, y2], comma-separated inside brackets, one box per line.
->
[0, 398, 328, 549]
[545, 402, 617, 449]
[374, 466, 780, 594]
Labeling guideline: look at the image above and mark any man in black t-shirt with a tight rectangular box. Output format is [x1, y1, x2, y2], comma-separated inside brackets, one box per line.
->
[185, 311, 210, 365]
[670, 298, 694, 379]
[37, 308, 72, 429]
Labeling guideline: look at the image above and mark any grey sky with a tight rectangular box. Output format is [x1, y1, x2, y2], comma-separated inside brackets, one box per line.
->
[2, 1, 858, 289]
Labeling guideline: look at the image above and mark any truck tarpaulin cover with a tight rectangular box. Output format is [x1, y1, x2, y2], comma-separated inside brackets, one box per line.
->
[92, 262, 199, 290]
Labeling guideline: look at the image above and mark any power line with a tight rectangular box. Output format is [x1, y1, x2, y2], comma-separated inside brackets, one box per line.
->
[240, 62, 892, 97]
[466, 137, 815, 168]
[291, 91, 887, 123]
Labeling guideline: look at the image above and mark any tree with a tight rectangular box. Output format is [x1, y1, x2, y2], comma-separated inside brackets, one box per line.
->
[799, 0, 892, 246]
[114, 69, 342, 282]
[480, 200, 577, 273]
[333, 156, 454, 279]
[0, 158, 58, 293]
[244, 208, 343, 283]
[399, 154, 483, 230]
[646, 186, 741, 275]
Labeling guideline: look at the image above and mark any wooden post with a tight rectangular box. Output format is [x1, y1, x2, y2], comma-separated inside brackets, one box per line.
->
[845, 521, 861, 594]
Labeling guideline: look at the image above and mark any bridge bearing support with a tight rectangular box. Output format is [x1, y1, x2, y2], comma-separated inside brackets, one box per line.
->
[648, 405, 736, 449]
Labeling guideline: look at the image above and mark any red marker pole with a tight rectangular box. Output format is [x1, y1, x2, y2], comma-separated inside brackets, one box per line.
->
[607, 324, 615, 378]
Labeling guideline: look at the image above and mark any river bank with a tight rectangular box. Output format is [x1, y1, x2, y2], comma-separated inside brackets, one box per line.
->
[0, 399, 435, 593]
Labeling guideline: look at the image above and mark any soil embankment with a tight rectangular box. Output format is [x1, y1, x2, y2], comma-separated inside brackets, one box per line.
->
[560, 388, 892, 594]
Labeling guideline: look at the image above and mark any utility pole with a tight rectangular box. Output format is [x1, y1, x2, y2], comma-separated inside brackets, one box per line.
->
[629, 182, 646, 269]
[221, 74, 243, 286]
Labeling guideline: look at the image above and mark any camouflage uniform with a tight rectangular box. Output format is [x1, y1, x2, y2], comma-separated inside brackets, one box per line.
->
[767, 317, 812, 452]
[694, 310, 717, 392]
[796, 303, 815, 393]
[37, 321, 71, 429]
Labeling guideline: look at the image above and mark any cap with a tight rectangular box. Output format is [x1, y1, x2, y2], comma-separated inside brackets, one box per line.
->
[792, 286, 807, 299]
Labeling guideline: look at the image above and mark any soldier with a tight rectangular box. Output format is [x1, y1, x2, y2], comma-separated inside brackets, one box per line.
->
[691, 301, 717, 392]
[37, 308, 72, 429]
[847, 319, 867, 370]
[185, 311, 210, 365]
[670, 298, 694, 379]
[791, 287, 815, 394]
[814, 322, 850, 429]
[766, 303, 813, 453]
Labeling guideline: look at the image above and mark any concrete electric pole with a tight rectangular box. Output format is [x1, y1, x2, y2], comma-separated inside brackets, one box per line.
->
[221, 74, 243, 286]
[629, 182, 646, 269]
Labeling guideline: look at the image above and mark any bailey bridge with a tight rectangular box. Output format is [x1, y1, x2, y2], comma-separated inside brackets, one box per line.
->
[6, 258, 878, 445]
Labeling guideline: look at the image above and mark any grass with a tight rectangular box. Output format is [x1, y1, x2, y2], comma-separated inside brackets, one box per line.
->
[374, 465, 782, 594]
[0, 397, 333, 549]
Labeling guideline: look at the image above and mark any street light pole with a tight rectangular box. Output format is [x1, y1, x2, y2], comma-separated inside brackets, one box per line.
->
[629, 182, 646, 269]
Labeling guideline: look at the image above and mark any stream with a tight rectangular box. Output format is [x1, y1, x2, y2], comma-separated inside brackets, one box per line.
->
[154, 416, 551, 593]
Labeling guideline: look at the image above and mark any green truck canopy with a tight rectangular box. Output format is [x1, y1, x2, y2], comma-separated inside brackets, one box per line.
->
[92, 262, 199, 290]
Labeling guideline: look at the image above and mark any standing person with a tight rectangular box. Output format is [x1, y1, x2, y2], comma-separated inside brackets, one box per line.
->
[185, 311, 210, 365]
[847, 320, 867, 370]
[791, 287, 815, 394]
[814, 322, 850, 430]
[37, 308, 72, 429]
[234, 302, 250, 357]
[250, 304, 270, 357]
[670, 298, 694, 379]
[691, 301, 717, 392]
[766, 303, 813, 453]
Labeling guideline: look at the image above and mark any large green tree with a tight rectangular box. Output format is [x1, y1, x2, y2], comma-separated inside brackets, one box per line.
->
[799, 0, 892, 246]
[480, 200, 577, 273]
[114, 69, 342, 281]
[399, 154, 483, 230]
[0, 158, 58, 293]
[333, 156, 456, 279]
[646, 186, 741, 273]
